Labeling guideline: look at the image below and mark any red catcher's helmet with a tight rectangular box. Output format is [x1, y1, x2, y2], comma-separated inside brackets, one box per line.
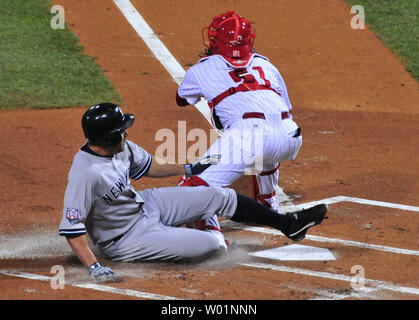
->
[202, 10, 256, 66]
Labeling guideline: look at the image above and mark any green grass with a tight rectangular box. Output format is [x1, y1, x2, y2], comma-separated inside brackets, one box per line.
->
[0, 0, 122, 109]
[345, 0, 419, 80]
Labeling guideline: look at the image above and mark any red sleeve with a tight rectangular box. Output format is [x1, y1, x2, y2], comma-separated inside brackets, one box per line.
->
[176, 91, 189, 106]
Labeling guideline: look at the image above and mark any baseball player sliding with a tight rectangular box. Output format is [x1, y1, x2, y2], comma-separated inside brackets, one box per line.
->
[59, 103, 327, 282]
[177, 11, 302, 244]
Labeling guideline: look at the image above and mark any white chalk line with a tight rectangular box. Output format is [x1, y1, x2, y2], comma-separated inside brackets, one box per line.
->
[0, 270, 180, 300]
[240, 262, 419, 296]
[221, 194, 419, 256]
[222, 220, 419, 256]
[294, 195, 419, 212]
[308, 287, 380, 300]
[224, 196, 419, 297]
[112, 0, 212, 124]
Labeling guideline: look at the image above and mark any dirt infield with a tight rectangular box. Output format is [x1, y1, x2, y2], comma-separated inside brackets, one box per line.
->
[1, 0, 418, 300]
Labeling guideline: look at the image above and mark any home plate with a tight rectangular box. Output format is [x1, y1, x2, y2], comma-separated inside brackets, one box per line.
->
[250, 244, 336, 261]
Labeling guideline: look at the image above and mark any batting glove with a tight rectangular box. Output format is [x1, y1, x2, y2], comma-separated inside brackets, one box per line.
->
[184, 154, 221, 177]
[88, 262, 122, 283]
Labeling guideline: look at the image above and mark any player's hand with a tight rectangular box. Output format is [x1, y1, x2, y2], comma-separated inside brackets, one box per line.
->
[88, 262, 122, 283]
[184, 154, 221, 177]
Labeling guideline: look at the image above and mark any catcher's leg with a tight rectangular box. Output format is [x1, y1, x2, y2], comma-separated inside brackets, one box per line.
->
[178, 129, 249, 245]
[250, 118, 303, 213]
[251, 163, 282, 213]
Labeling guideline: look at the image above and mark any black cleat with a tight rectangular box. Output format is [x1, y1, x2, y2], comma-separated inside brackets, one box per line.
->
[284, 204, 328, 242]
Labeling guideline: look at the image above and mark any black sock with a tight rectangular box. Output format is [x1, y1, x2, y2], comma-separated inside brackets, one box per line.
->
[231, 194, 291, 234]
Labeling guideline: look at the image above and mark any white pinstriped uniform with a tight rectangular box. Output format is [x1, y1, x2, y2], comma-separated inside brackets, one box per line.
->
[179, 54, 293, 127]
[178, 53, 302, 228]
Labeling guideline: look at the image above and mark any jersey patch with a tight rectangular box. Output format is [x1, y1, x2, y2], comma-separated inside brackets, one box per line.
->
[65, 207, 82, 225]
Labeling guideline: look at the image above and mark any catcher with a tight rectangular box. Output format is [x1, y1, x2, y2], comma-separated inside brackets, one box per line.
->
[176, 11, 302, 246]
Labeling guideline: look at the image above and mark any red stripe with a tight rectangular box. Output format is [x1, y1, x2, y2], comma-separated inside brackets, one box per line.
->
[242, 112, 265, 119]
[251, 175, 260, 200]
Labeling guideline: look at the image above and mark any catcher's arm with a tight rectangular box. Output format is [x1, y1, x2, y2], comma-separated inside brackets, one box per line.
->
[176, 68, 202, 107]
[176, 91, 189, 107]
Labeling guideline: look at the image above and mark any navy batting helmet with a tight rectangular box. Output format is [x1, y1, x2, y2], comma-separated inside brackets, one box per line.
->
[82, 103, 135, 147]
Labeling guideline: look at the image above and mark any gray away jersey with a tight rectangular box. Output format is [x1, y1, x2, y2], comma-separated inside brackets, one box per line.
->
[59, 140, 152, 245]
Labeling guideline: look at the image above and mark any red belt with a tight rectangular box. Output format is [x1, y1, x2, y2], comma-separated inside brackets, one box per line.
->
[242, 112, 290, 120]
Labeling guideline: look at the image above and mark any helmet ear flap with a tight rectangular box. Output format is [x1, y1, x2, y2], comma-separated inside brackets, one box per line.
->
[87, 130, 122, 148]
[104, 130, 123, 147]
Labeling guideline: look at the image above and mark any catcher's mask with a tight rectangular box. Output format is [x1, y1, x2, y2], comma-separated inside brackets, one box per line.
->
[202, 10, 255, 66]
[82, 103, 135, 148]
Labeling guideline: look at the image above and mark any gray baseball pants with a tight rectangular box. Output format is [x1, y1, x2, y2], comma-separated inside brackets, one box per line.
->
[99, 186, 237, 262]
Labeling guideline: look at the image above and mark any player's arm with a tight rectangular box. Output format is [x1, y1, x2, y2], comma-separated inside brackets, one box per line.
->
[272, 65, 293, 111]
[60, 176, 120, 282]
[145, 155, 221, 178]
[66, 234, 97, 267]
[129, 149, 184, 178]
[145, 158, 185, 177]
[176, 91, 189, 106]
[176, 67, 202, 107]
[128, 142, 220, 179]
[66, 234, 121, 282]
